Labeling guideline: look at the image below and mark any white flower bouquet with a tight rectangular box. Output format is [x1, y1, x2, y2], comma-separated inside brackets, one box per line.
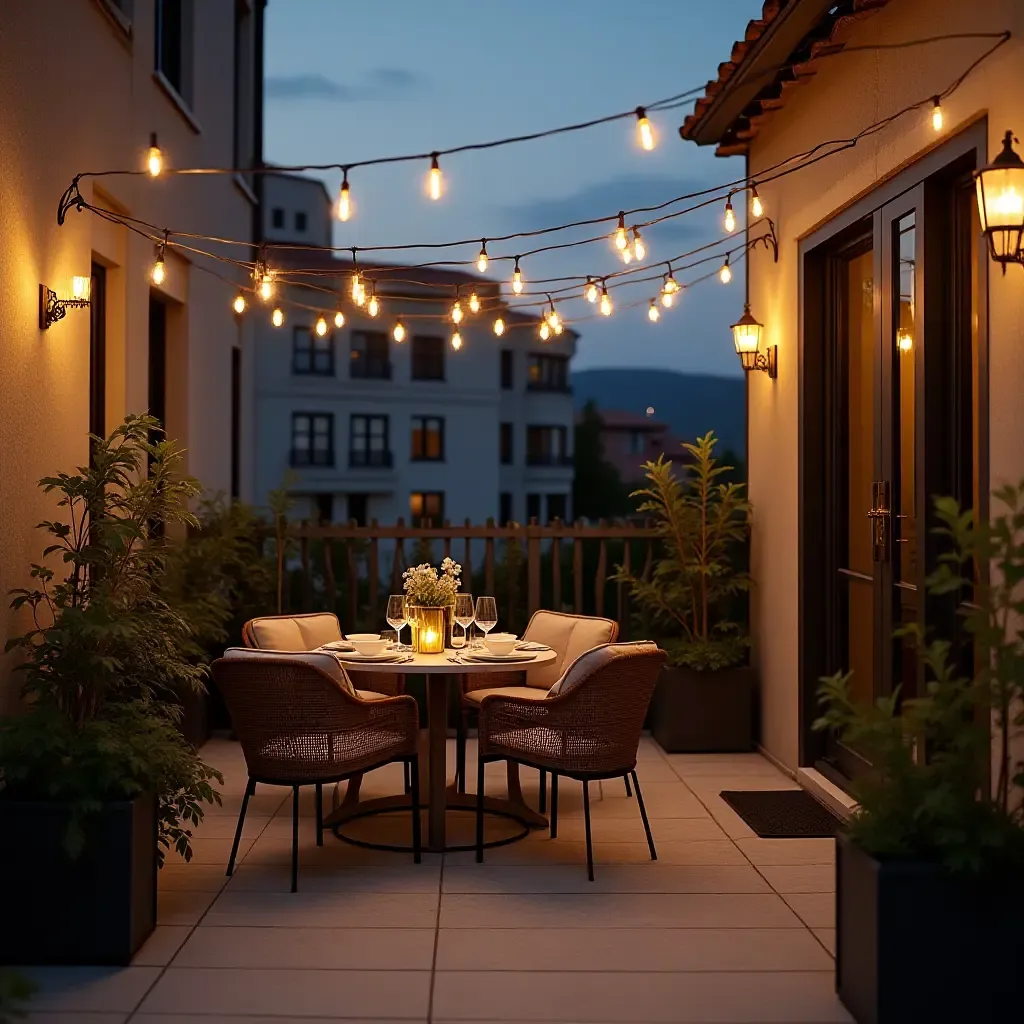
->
[402, 557, 462, 607]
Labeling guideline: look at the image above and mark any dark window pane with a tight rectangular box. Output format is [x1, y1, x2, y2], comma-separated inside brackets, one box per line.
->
[499, 492, 512, 526]
[547, 494, 567, 523]
[350, 415, 392, 467]
[295, 211, 307, 232]
[315, 494, 333, 523]
[527, 354, 569, 391]
[500, 349, 513, 389]
[272, 207, 284, 229]
[351, 331, 391, 379]
[526, 493, 541, 522]
[500, 422, 513, 464]
[411, 335, 445, 381]
[291, 412, 334, 467]
[526, 425, 569, 465]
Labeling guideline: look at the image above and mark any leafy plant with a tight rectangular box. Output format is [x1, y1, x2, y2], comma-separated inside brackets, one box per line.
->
[0, 415, 222, 863]
[0, 969, 35, 1023]
[614, 432, 752, 670]
[816, 483, 1024, 872]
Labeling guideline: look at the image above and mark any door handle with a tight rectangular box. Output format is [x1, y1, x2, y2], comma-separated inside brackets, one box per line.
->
[868, 481, 891, 563]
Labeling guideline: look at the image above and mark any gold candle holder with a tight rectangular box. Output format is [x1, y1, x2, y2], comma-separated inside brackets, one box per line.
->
[413, 606, 445, 654]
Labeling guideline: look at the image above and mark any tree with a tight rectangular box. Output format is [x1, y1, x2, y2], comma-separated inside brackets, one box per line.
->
[572, 402, 633, 520]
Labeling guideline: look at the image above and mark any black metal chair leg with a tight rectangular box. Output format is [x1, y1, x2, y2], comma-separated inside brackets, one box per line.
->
[475, 756, 486, 863]
[409, 756, 422, 864]
[631, 770, 657, 861]
[583, 779, 594, 882]
[315, 783, 323, 846]
[538, 768, 547, 813]
[456, 708, 468, 793]
[624, 774, 632, 798]
[226, 777, 255, 877]
[550, 772, 558, 838]
[291, 784, 300, 893]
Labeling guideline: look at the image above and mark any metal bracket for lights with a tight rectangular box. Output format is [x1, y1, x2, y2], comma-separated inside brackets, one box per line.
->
[39, 280, 91, 330]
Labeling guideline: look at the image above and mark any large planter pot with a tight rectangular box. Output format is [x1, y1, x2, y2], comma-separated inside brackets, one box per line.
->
[836, 832, 1024, 1023]
[0, 793, 157, 965]
[649, 664, 755, 752]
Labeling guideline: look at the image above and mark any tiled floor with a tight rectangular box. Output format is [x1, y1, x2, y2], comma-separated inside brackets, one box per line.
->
[18, 737, 850, 1023]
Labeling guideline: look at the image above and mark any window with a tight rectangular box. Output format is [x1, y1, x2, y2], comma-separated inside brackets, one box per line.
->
[526, 493, 541, 523]
[291, 413, 334, 467]
[347, 493, 368, 527]
[100, 0, 133, 33]
[410, 491, 444, 526]
[499, 492, 513, 527]
[547, 494, 567, 524]
[527, 425, 569, 466]
[350, 331, 391, 380]
[527, 353, 569, 391]
[293, 325, 334, 375]
[295, 211, 307, 233]
[314, 494, 334, 523]
[630, 430, 647, 455]
[350, 414, 391, 467]
[411, 416, 444, 461]
[154, 0, 194, 106]
[271, 208, 284, 229]
[500, 349, 514, 389]
[500, 422, 514, 465]
[411, 334, 445, 381]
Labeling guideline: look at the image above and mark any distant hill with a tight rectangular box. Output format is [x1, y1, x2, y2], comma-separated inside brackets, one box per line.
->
[572, 368, 746, 455]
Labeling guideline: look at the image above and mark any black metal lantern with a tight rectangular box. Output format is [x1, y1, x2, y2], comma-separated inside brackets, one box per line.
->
[731, 303, 777, 377]
[975, 130, 1024, 269]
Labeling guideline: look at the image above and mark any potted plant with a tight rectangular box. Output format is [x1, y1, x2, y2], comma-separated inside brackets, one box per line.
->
[403, 557, 462, 653]
[615, 432, 754, 752]
[0, 416, 222, 965]
[816, 485, 1024, 1023]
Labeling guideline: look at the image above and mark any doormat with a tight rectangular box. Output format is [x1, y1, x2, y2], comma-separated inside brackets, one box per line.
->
[720, 790, 844, 838]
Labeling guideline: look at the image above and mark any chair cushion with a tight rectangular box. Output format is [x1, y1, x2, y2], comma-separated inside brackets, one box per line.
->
[463, 685, 549, 705]
[547, 641, 659, 697]
[295, 613, 344, 649]
[222, 647, 356, 696]
[523, 611, 618, 689]
[247, 613, 343, 652]
[355, 689, 390, 702]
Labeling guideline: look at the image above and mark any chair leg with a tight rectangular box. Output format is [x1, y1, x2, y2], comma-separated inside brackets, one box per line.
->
[291, 784, 300, 894]
[315, 783, 324, 846]
[624, 774, 633, 798]
[538, 768, 547, 813]
[409, 756, 422, 864]
[456, 707, 468, 794]
[475, 756, 486, 863]
[631, 770, 657, 861]
[550, 772, 559, 838]
[582, 779, 594, 882]
[226, 777, 255, 877]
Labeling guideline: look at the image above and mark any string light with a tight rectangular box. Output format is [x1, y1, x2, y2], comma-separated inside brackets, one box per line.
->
[146, 133, 163, 177]
[661, 271, 678, 307]
[315, 315, 328, 337]
[553, 320, 564, 336]
[724, 196, 736, 233]
[367, 287, 380, 318]
[151, 240, 166, 285]
[259, 273, 273, 301]
[539, 321, 551, 341]
[334, 310, 345, 328]
[648, 299, 660, 322]
[632, 227, 647, 262]
[493, 316, 505, 336]
[622, 245, 633, 265]
[635, 106, 655, 151]
[393, 321, 406, 342]
[931, 96, 943, 132]
[272, 307, 284, 327]
[477, 241, 489, 273]
[468, 291, 481, 314]
[451, 298, 464, 324]
[750, 184, 763, 218]
[337, 170, 352, 221]
[599, 283, 613, 316]
[613, 212, 628, 251]
[719, 254, 732, 284]
[427, 153, 443, 200]
[584, 277, 599, 303]
[450, 330, 463, 350]
[511, 257, 524, 294]
[546, 299, 561, 330]
[233, 293, 246, 314]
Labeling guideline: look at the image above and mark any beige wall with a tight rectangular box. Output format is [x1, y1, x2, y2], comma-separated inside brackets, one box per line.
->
[744, 0, 1024, 768]
[0, 0, 258, 708]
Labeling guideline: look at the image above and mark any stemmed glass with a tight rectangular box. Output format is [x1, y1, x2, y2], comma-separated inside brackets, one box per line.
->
[453, 593, 475, 649]
[386, 594, 409, 650]
[474, 596, 498, 647]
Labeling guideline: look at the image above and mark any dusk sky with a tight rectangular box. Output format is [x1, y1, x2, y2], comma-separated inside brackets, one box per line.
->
[264, 0, 764, 377]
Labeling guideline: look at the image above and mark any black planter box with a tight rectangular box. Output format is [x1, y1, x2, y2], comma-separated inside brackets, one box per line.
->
[650, 664, 755, 752]
[836, 832, 1024, 1023]
[0, 793, 157, 965]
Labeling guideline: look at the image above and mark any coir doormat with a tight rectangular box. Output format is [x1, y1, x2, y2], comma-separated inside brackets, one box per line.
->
[720, 789, 844, 838]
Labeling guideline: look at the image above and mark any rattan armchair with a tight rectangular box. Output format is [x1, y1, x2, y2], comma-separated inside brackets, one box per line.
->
[212, 650, 421, 892]
[474, 642, 666, 880]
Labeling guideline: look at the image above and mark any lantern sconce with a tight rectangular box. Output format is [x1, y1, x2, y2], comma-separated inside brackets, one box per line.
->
[39, 276, 91, 330]
[731, 303, 777, 378]
[975, 130, 1024, 273]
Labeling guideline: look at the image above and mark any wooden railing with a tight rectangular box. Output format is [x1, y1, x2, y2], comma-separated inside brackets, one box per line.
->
[274, 518, 659, 637]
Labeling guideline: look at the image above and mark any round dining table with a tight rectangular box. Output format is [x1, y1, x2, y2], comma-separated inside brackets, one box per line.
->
[320, 647, 557, 852]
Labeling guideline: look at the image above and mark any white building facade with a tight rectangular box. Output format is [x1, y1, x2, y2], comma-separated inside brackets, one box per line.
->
[251, 174, 577, 526]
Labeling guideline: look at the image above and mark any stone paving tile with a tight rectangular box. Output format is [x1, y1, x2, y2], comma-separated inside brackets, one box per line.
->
[813, 927, 837, 956]
[735, 837, 836, 866]
[759, 864, 836, 893]
[18, 967, 161, 1013]
[783, 893, 836, 930]
[203, 889, 440, 928]
[130, 926, 192, 967]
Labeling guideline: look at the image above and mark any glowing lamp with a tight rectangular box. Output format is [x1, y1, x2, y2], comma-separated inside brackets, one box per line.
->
[975, 130, 1024, 268]
[731, 303, 776, 377]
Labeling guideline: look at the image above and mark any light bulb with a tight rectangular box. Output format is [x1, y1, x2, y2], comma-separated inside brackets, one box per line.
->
[614, 212, 628, 251]
[547, 306, 560, 330]
[661, 290, 675, 308]
[355, 285, 366, 307]
[146, 133, 163, 176]
[315, 315, 328, 337]
[719, 257, 732, 284]
[334, 311, 345, 328]
[451, 330, 462, 351]
[393, 321, 406, 343]
[724, 198, 736, 233]
[477, 242, 488, 273]
[151, 251, 166, 286]
[427, 153, 443, 200]
[469, 292, 480, 314]
[539, 321, 551, 341]
[493, 317, 505, 336]
[553, 321, 563, 336]
[367, 293, 380, 317]
[635, 107, 655, 151]
[931, 97, 943, 133]
[664, 272, 679, 294]
[632, 228, 646, 262]
[233, 293, 246, 315]
[451, 301, 464, 324]
[350, 273, 361, 301]
[648, 300, 660, 322]
[337, 173, 352, 221]
[750, 185, 763, 218]
[259, 275, 273, 302]
[622, 246, 633, 265]
[272, 307, 284, 327]
[599, 287, 613, 317]
[584, 277, 598, 303]
[511, 259, 523, 294]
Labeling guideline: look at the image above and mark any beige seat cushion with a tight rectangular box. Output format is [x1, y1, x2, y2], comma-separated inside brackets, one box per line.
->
[547, 641, 659, 697]
[222, 646, 356, 697]
[522, 611, 618, 689]
[247, 613, 342, 652]
[463, 685, 549, 705]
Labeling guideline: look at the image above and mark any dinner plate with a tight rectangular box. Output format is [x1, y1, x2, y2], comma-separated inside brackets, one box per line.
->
[463, 651, 537, 663]
[335, 650, 404, 663]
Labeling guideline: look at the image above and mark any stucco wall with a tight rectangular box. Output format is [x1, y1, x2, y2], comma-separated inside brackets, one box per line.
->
[0, 1, 258, 708]
[744, 0, 1024, 768]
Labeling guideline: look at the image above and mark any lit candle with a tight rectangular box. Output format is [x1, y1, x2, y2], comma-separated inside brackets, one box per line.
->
[423, 629, 438, 646]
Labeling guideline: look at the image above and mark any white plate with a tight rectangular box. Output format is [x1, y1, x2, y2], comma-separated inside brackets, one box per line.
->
[463, 651, 537, 663]
[335, 650, 404, 663]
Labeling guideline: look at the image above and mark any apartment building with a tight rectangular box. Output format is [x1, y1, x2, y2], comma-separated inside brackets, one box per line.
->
[251, 173, 577, 526]
[0, 0, 264, 707]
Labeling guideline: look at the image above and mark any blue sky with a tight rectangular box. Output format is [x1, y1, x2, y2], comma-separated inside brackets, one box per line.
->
[264, 0, 764, 376]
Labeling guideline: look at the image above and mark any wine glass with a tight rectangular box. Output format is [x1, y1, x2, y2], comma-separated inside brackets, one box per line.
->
[474, 596, 498, 646]
[453, 593, 475, 648]
[386, 594, 409, 650]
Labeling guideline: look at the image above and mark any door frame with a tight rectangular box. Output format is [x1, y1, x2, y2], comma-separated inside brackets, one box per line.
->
[797, 119, 989, 770]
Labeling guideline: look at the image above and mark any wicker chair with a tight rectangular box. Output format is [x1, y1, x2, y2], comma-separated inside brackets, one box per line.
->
[474, 642, 666, 881]
[457, 610, 619, 807]
[212, 649, 421, 892]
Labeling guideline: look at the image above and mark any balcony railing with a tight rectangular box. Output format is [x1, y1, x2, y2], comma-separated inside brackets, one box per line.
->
[526, 453, 574, 467]
[349, 360, 392, 380]
[290, 449, 334, 468]
[348, 449, 394, 469]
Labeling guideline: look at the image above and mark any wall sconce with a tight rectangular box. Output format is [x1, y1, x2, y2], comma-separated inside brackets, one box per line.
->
[975, 130, 1024, 271]
[39, 276, 91, 330]
[731, 303, 777, 378]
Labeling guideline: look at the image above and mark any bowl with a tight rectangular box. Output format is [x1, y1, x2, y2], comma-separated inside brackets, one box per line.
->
[348, 634, 389, 657]
[483, 634, 518, 656]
